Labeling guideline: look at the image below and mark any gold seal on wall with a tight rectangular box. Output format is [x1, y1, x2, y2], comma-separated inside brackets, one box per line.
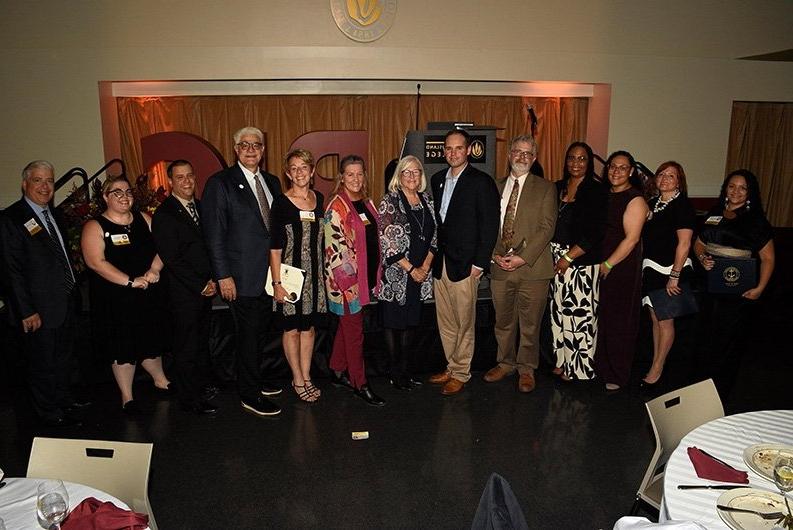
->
[470, 139, 485, 160]
[331, 0, 397, 43]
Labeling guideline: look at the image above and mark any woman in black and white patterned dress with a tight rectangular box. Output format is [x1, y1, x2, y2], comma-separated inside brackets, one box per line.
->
[549, 142, 608, 380]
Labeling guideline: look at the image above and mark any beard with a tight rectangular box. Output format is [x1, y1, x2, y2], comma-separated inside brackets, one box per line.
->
[510, 161, 530, 175]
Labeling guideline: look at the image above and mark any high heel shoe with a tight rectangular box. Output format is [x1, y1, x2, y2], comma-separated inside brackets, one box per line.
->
[292, 382, 317, 403]
[354, 384, 385, 406]
[304, 379, 321, 398]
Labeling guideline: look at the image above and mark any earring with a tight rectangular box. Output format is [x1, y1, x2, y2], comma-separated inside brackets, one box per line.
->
[746, 199, 751, 211]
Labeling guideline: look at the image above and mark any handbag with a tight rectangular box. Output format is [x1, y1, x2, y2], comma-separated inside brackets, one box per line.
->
[647, 283, 699, 320]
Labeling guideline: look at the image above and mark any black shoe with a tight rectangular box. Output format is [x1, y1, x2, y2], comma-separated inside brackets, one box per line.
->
[354, 384, 385, 406]
[260, 383, 283, 397]
[154, 384, 177, 398]
[182, 400, 219, 415]
[330, 371, 354, 390]
[202, 385, 221, 401]
[42, 415, 82, 428]
[389, 376, 412, 390]
[407, 376, 423, 387]
[241, 396, 281, 416]
[64, 398, 92, 410]
[122, 400, 149, 415]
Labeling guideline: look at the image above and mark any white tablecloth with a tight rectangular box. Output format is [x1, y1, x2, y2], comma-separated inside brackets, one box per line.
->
[661, 409, 793, 528]
[0, 477, 131, 529]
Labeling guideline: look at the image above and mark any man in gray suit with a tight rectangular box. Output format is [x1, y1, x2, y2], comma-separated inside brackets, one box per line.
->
[202, 127, 283, 416]
[484, 135, 556, 393]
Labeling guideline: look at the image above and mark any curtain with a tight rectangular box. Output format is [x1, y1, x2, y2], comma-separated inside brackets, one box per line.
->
[726, 102, 793, 227]
[117, 94, 588, 201]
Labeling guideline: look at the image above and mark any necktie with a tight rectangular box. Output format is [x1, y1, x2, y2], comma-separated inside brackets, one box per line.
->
[253, 173, 271, 230]
[42, 209, 76, 291]
[186, 201, 199, 225]
[501, 178, 520, 251]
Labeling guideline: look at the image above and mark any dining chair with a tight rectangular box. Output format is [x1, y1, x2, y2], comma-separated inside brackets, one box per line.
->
[629, 378, 724, 517]
[26, 437, 158, 530]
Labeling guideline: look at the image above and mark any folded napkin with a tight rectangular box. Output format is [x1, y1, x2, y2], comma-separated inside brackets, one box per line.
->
[687, 446, 749, 484]
[62, 497, 149, 530]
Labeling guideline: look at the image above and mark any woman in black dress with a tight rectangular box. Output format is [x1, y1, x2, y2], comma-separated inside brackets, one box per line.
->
[640, 161, 695, 386]
[693, 169, 775, 397]
[377, 155, 437, 389]
[81, 176, 171, 414]
[270, 149, 327, 402]
[594, 151, 648, 391]
[549, 142, 608, 381]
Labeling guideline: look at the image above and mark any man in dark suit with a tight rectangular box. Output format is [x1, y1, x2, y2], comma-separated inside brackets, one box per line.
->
[484, 135, 556, 393]
[428, 129, 500, 395]
[152, 159, 219, 414]
[202, 127, 283, 416]
[0, 160, 80, 427]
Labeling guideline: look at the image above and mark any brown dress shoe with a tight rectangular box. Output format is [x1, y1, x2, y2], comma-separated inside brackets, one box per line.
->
[483, 365, 512, 383]
[428, 371, 452, 385]
[518, 372, 536, 393]
[441, 378, 465, 395]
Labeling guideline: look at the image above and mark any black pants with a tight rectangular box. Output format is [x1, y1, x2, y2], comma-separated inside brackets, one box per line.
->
[228, 293, 273, 402]
[171, 293, 213, 405]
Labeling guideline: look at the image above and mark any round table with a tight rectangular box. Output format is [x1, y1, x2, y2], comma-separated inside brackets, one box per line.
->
[0, 477, 131, 529]
[661, 409, 793, 528]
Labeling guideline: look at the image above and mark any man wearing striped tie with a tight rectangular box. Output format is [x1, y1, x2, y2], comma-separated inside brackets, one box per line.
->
[152, 160, 219, 415]
[484, 136, 556, 393]
[0, 160, 81, 427]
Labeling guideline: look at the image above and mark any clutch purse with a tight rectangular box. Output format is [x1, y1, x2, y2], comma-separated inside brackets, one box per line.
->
[706, 257, 757, 294]
[647, 284, 699, 320]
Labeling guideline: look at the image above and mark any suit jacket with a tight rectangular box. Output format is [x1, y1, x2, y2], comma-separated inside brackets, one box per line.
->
[430, 164, 500, 282]
[491, 173, 557, 281]
[151, 195, 213, 303]
[0, 198, 74, 327]
[201, 163, 282, 297]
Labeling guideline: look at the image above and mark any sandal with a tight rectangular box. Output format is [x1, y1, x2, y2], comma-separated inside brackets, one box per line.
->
[304, 379, 321, 398]
[292, 382, 317, 403]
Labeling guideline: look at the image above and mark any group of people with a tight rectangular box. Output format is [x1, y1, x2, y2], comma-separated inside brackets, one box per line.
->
[0, 125, 776, 426]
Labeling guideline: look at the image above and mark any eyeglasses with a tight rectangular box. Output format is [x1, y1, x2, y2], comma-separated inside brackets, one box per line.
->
[510, 149, 535, 159]
[401, 169, 422, 178]
[236, 141, 264, 151]
[566, 155, 588, 163]
[608, 164, 631, 173]
[107, 189, 134, 199]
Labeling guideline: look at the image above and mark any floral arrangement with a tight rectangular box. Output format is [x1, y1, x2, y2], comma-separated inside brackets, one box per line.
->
[58, 174, 167, 275]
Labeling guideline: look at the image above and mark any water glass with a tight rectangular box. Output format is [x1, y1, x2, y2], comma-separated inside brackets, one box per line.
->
[36, 479, 69, 529]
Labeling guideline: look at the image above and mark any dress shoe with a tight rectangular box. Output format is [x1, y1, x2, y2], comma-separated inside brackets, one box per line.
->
[260, 382, 282, 396]
[182, 400, 219, 415]
[202, 385, 220, 401]
[65, 398, 92, 409]
[441, 378, 464, 395]
[605, 383, 621, 393]
[122, 400, 149, 416]
[518, 372, 536, 393]
[407, 376, 423, 387]
[154, 384, 176, 398]
[354, 384, 385, 406]
[241, 396, 281, 416]
[329, 371, 354, 390]
[483, 365, 512, 383]
[428, 371, 452, 385]
[389, 376, 412, 390]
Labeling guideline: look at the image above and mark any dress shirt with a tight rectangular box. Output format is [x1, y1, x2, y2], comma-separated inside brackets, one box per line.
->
[237, 161, 273, 209]
[499, 172, 528, 229]
[439, 163, 467, 222]
[173, 194, 198, 217]
[24, 196, 68, 252]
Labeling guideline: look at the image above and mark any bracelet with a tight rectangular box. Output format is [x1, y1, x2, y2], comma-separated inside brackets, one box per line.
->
[272, 281, 282, 286]
[562, 253, 574, 264]
[603, 260, 613, 270]
[126, 278, 133, 288]
[407, 266, 415, 274]
[669, 269, 681, 279]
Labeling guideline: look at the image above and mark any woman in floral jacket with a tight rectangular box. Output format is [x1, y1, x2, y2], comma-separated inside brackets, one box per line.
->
[377, 155, 437, 390]
[324, 155, 385, 406]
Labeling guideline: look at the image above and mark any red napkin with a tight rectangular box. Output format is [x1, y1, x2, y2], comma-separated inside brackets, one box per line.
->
[687, 446, 749, 484]
[61, 497, 149, 530]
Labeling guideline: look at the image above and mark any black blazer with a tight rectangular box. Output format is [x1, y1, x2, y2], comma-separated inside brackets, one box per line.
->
[0, 198, 74, 327]
[430, 164, 500, 282]
[201, 163, 282, 297]
[151, 195, 213, 302]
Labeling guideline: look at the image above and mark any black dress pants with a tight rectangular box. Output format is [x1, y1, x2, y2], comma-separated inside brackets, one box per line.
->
[171, 293, 212, 405]
[228, 293, 273, 402]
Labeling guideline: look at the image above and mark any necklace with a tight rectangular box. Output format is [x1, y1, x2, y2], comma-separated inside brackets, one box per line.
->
[653, 190, 680, 214]
[409, 202, 427, 241]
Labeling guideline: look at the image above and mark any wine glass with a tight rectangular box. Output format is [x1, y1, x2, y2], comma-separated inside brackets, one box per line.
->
[773, 451, 793, 529]
[36, 479, 69, 529]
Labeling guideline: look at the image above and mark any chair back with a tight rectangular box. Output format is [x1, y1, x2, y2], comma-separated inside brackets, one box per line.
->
[27, 437, 157, 530]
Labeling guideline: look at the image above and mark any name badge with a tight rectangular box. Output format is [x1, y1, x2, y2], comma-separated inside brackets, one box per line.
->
[24, 218, 43, 235]
[110, 233, 131, 246]
[705, 216, 723, 225]
[359, 213, 371, 225]
[299, 210, 316, 222]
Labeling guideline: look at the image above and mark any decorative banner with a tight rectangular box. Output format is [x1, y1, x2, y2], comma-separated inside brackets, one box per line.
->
[330, 0, 397, 43]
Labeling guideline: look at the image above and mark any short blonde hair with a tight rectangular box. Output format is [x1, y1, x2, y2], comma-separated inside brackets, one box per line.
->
[387, 155, 426, 193]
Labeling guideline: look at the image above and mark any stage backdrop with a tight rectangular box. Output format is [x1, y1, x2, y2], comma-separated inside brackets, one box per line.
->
[117, 94, 588, 200]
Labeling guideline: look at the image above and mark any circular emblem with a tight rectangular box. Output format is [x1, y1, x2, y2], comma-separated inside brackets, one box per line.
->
[330, 0, 397, 43]
[723, 266, 741, 283]
[470, 139, 485, 160]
